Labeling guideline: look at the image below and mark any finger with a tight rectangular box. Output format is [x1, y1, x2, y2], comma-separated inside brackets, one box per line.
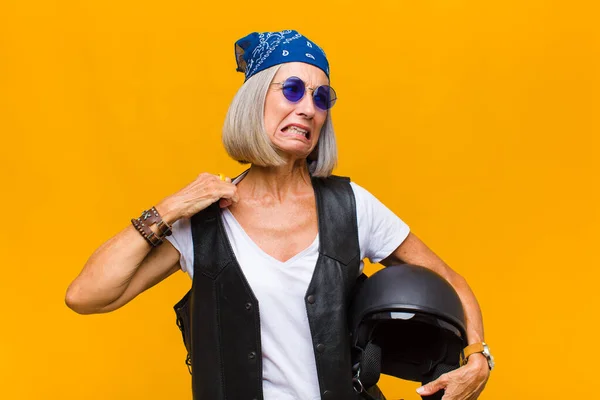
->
[218, 186, 239, 204]
[219, 198, 233, 208]
[219, 184, 239, 203]
[417, 377, 447, 396]
[231, 187, 239, 203]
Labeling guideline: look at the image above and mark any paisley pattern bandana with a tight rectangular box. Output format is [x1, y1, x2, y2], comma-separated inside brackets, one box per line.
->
[234, 30, 330, 82]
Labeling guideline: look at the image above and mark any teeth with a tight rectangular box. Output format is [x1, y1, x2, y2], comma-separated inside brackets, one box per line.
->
[289, 126, 307, 133]
[287, 126, 309, 138]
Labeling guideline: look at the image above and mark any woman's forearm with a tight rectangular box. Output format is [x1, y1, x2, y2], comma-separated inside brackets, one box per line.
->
[65, 202, 180, 314]
[446, 272, 485, 345]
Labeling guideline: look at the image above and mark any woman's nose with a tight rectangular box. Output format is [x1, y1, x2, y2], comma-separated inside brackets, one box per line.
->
[295, 91, 316, 118]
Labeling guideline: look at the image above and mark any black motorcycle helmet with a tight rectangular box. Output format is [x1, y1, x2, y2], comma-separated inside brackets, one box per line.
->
[349, 264, 468, 400]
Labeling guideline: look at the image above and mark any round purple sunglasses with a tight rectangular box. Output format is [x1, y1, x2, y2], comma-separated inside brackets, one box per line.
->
[271, 76, 337, 111]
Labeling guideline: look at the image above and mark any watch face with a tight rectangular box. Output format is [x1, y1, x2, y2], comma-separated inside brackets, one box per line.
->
[482, 343, 495, 370]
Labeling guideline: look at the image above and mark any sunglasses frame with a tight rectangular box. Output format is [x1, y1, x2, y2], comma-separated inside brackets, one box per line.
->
[271, 76, 337, 111]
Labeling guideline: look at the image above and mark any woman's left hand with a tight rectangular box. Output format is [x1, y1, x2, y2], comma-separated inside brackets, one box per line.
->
[416, 354, 490, 399]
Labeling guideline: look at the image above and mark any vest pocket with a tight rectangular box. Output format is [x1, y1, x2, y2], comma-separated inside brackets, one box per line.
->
[174, 290, 192, 374]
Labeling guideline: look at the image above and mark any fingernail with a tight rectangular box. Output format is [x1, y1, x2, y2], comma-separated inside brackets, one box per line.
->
[416, 387, 425, 394]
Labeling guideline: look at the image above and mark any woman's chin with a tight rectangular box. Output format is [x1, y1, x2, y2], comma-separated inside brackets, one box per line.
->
[275, 146, 313, 162]
[273, 140, 314, 160]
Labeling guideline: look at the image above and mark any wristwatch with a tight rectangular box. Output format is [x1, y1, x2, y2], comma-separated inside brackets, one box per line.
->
[461, 342, 495, 370]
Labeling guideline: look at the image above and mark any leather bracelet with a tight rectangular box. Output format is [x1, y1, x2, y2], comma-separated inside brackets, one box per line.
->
[131, 206, 172, 247]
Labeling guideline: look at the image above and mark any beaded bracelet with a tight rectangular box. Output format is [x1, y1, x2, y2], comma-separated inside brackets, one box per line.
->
[131, 206, 172, 247]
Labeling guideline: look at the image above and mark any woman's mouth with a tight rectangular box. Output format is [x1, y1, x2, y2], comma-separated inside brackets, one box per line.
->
[281, 125, 311, 140]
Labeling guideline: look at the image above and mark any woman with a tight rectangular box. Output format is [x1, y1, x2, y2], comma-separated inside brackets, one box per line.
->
[66, 30, 490, 399]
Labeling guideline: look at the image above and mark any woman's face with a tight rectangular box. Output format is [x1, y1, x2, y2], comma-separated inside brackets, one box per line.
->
[264, 62, 329, 161]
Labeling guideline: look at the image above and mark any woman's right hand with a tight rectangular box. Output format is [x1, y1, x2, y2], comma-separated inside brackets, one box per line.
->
[158, 172, 240, 223]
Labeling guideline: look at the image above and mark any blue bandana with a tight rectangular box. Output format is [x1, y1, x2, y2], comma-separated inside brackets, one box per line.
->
[235, 30, 330, 82]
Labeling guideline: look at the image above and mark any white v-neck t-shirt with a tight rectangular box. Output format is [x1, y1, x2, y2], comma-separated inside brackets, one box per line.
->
[166, 177, 409, 400]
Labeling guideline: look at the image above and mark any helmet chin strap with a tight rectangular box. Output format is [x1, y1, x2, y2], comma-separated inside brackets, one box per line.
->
[352, 358, 386, 400]
[351, 320, 383, 391]
[352, 340, 382, 391]
[355, 387, 382, 400]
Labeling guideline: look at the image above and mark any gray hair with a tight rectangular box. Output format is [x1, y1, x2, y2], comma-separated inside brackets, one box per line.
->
[222, 65, 337, 177]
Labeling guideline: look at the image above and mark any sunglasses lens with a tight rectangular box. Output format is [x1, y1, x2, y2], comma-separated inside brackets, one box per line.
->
[281, 77, 305, 102]
[314, 86, 336, 110]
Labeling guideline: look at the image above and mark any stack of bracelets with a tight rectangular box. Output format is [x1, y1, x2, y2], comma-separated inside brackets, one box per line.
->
[131, 206, 172, 247]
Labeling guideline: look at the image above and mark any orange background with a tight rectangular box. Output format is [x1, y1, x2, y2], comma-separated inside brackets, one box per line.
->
[1, 0, 599, 399]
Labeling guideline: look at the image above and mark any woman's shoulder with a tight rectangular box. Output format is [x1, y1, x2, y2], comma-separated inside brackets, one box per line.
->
[315, 174, 378, 205]
[347, 179, 377, 203]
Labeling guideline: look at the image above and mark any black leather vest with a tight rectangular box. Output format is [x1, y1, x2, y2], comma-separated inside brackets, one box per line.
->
[174, 175, 364, 400]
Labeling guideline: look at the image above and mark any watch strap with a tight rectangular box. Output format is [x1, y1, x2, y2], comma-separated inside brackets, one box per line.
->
[461, 342, 494, 370]
[460, 342, 486, 367]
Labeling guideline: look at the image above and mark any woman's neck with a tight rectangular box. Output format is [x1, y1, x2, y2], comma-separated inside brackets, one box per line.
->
[240, 161, 313, 202]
